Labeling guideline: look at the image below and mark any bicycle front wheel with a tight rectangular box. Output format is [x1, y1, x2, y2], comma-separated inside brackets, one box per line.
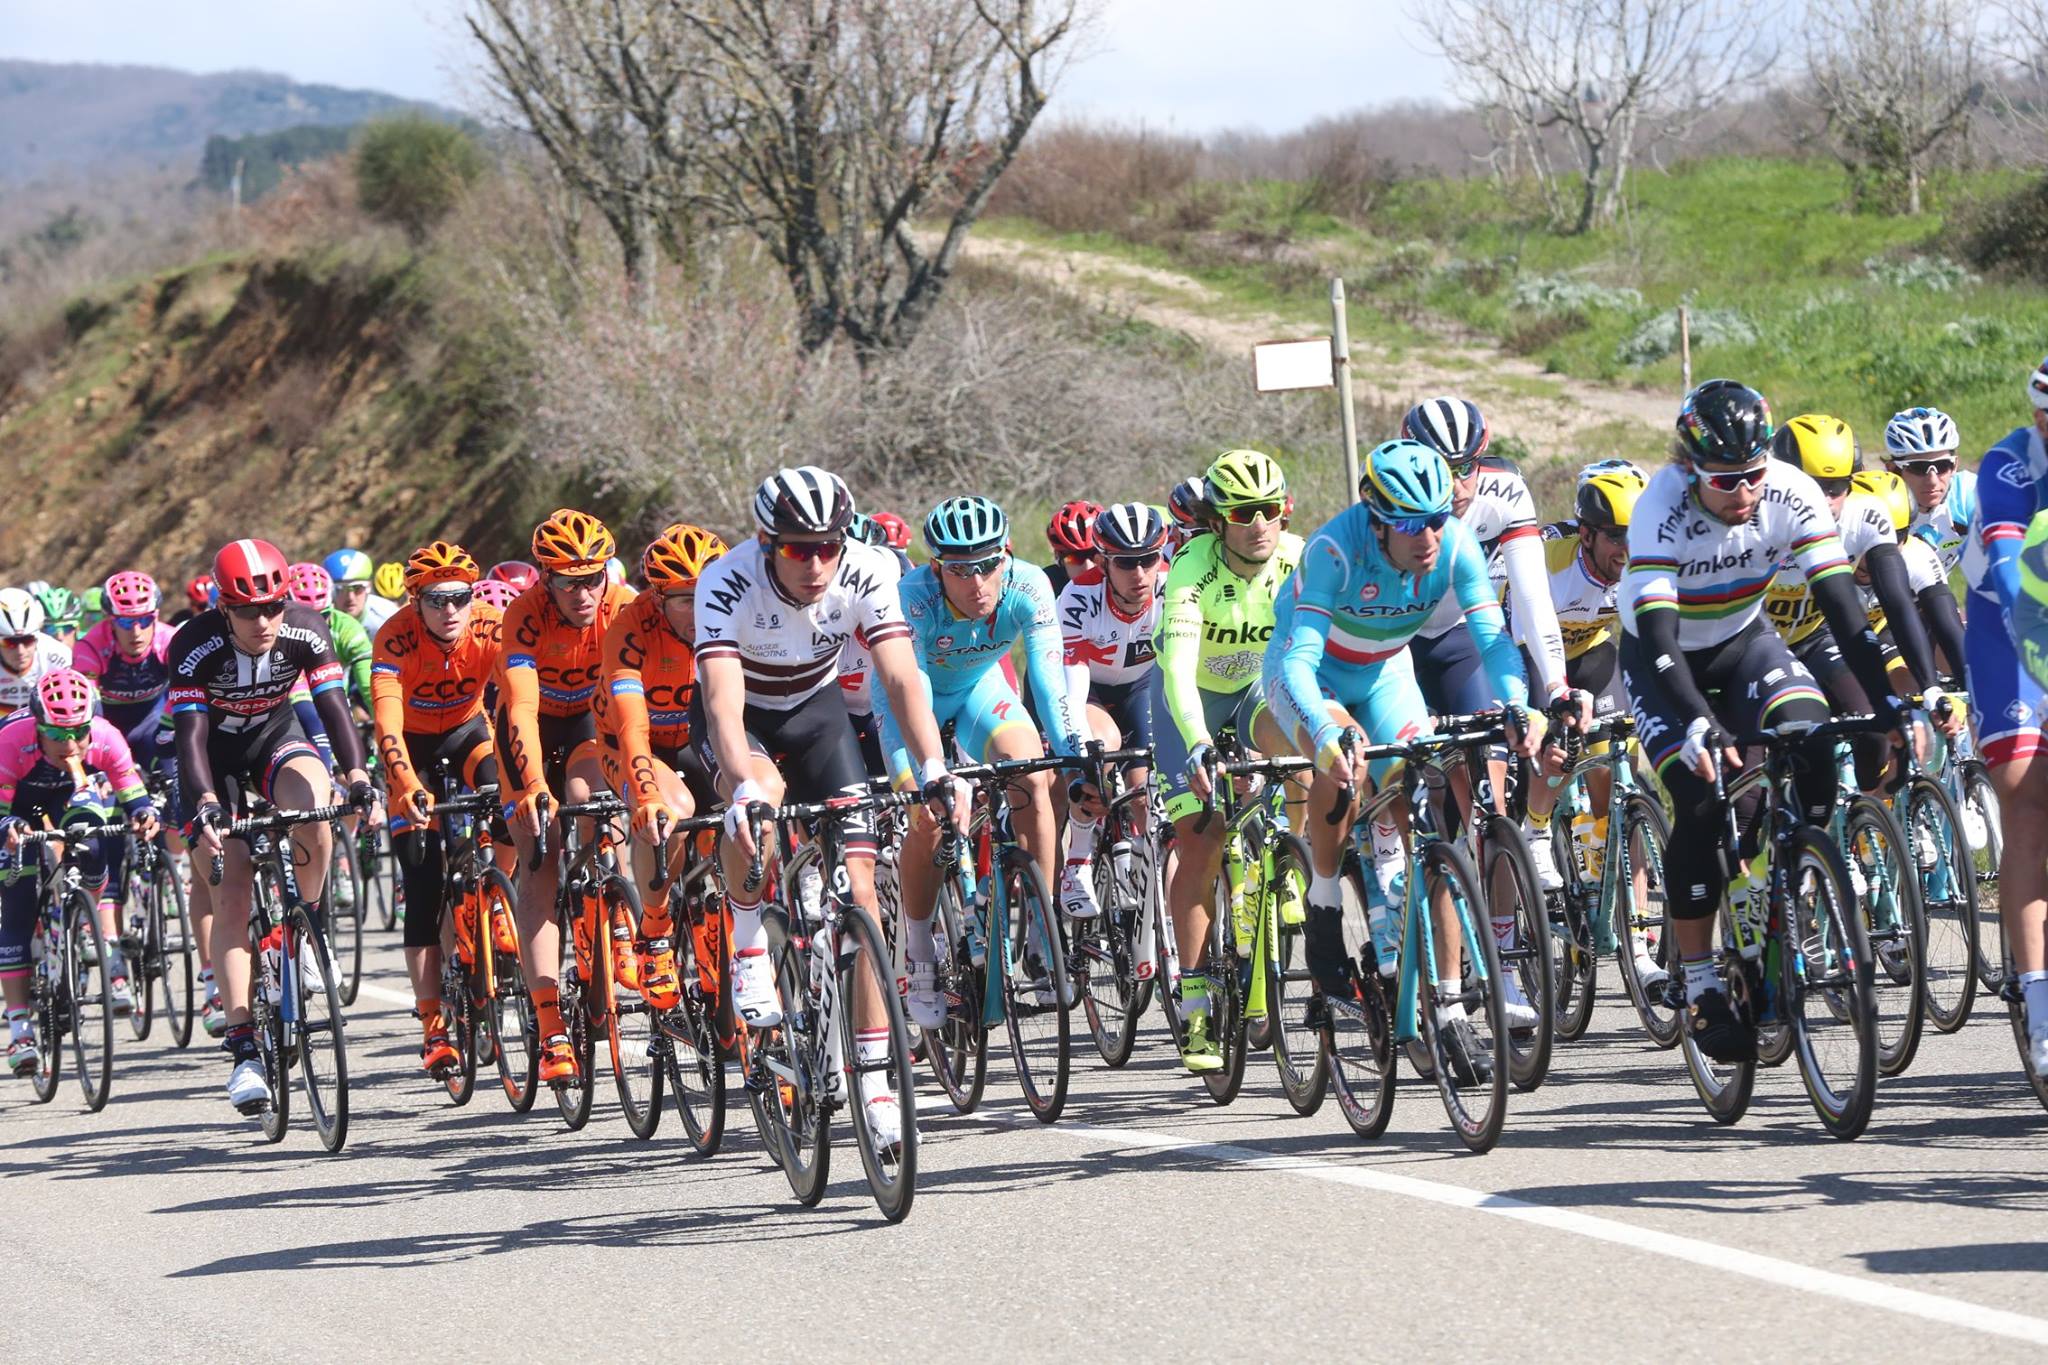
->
[667, 899, 728, 1157]
[1077, 849, 1144, 1069]
[604, 876, 663, 1139]
[760, 907, 829, 1206]
[440, 956, 478, 1107]
[552, 905, 597, 1132]
[476, 870, 538, 1112]
[157, 859, 196, 1049]
[1899, 776, 1977, 1033]
[65, 893, 113, 1112]
[1267, 832, 1328, 1115]
[840, 905, 919, 1223]
[328, 826, 364, 1008]
[1325, 864, 1396, 1139]
[127, 885, 155, 1042]
[999, 846, 1070, 1123]
[29, 929, 62, 1103]
[1959, 760, 2004, 994]
[1613, 795, 1682, 1048]
[1483, 815, 1552, 1092]
[1416, 840, 1509, 1153]
[923, 875, 988, 1114]
[1783, 827, 1876, 1141]
[1842, 796, 1922, 1078]
[292, 910, 350, 1153]
[1548, 803, 1598, 1044]
[1200, 865, 1248, 1108]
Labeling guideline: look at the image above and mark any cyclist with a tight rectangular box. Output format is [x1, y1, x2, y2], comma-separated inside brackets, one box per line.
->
[495, 509, 634, 1087]
[0, 670, 160, 1068]
[326, 548, 399, 638]
[79, 586, 107, 633]
[1167, 475, 1207, 554]
[371, 541, 510, 1076]
[0, 589, 72, 718]
[868, 511, 913, 557]
[693, 466, 960, 1150]
[171, 575, 212, 627]
[171, 538, 373, 1114]
[593, 522, 728, 1012]
[1057, 501, 1167, 911]
[1154, 448, 1302, 1073]
[1883, 406, 1976, 577]
[1270, 440, 1545, 1071]
[1851, 468, 1966, 682]
[35, 587, 84, 648]
[1044, 499, 1102, 598]
[487, 561, 541, 593]
[1619, 380, 1898, 1065]
[880, 495, 1091, 1026]
[1964, 357, 2048, 1079]
[286, 563, 374, 720]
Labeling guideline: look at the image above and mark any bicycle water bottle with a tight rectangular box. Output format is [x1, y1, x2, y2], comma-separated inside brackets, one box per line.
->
[1227, 854, 1252, 955]
[258, 925, 284, 1006]
[1108, 837, 1134, 892]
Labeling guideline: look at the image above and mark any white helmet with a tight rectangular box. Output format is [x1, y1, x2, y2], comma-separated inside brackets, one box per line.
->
[1884, 407, 1959, 458]
[1576, 457, 1645, 490]
[752, 466, 854, 537]
[2032, 355, 2048, 412]
[0, 587, 46, 638]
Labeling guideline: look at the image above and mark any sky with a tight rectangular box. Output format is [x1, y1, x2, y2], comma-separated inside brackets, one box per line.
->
[0, 0, 1453, 134]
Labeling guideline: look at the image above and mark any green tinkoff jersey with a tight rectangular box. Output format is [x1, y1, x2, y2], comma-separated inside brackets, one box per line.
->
[1154, 528, 1303, 748]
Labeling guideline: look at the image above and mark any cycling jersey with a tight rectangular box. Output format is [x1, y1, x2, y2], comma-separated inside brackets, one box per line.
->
[0, 715, 149, 817]
[0, 635, 72, 718]
[1762, 491, 1900, 645]
[1963, 424, 2048, 763]
[70, 618, 174, 732]
[694, 539, 909, 710]
[1414, 456, 1566, 699]
[371, 601, 504, 811]
[1909, 467, 1977, 576]
[595, 591, 703, 811]
[167, 604, 346, 734]
[1058, 576, 1161, 699]
[324, 606, 373, 704]
[1155, 528, 1303, 751]
[495, 580, 633, 799]
[352, 594, 399, 637]
[1538, 535, 1616, 662]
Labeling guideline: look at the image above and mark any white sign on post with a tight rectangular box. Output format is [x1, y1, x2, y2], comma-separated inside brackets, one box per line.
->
[1251, 336, 1335, 393]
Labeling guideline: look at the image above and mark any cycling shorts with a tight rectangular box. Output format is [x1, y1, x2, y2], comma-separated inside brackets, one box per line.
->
[209, 707, 324, 833]
[1264, 648, 1432, 789]
[1087, 675, 1157, 760]
[1964, 604, 2044, 768]
[596, 732, 718, 816]
[1413, 624, 1526, 717]
[396, 714, 502, 949]
[1561, 637, 1624, 719]
[1153, 684, 1265, 825]
[494, 706, 600, 803]
[880, 665, 1038, 786]
[689, 683, 876, 855]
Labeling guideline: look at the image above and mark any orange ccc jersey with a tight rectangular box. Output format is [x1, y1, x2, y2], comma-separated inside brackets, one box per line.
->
[371, 601, 504, 799]
[594, 591, 698, 806]
[494, 579, 634, 792]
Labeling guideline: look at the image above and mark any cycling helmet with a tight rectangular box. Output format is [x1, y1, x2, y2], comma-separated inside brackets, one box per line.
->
[847, 512, 880, 546]
[23, 580, 49, 601]
[212, 538, 291, 606]
[185, 575, 213, 611]
[925, 496, 1010, 557]
[1769, 413, 1857, 480]
[1675, 379, 1774, 466]
[2031, 355, 2048, 411]
[104, 571, 159, 618]
[286, 562, 334, 610]
[643, 524, 728, 589]
[404, 540, 481, 592]
[373, 561, 407, 600]
[472, 579, 520, 611]
[486, 560, 540, 591]
[39, 586, 83, 627]
[1576, 467, 1649, 530]
[1047, 500, 1100, 556]
[531, 509, 616, 573]
[605, 556, 627, 586]
[325, 548, 373, 585]
[1575, 457, 1643, 489]
[1094, 502, 1169, 555]
[1883, 406, 1960, 458]
[79, 586, 105, 625]
[869, 511, 912, 551]
[1852, 469, 1913, 536]
[0, 588, 45, 637]
[1204, 448, 1289, 510]
[1401, 396, 1490, 466]
[753, 466, 854, 537]
[1358, 439, 1454, 523]
[34, 668, 97, 729]
[1168, 475, 1208, 527]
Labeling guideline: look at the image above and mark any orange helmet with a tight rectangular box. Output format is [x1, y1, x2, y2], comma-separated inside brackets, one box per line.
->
[530, 509, 615, 573]
[403, 540, 481, 592]
[643, 523, 729, 590]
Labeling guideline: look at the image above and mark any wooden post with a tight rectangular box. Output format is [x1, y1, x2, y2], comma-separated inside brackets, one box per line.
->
[1332, 277, 1361, 499]
[1678, 303, 1692, 393]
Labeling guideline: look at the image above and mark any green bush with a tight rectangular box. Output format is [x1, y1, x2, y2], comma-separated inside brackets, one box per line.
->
[1956, 174, 2048, 284]
[355, 116, 483, 244]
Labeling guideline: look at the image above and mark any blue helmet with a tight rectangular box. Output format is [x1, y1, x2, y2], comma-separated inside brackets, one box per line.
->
[1358, 440, 1454, 522]
[924, 496, 1009, 557]
[325, 548, 373, 585]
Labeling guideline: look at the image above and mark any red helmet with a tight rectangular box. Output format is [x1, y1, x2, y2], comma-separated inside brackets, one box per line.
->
[212, 539, 291, 606]
[868, 511, 912, 551]
[1047, 500, 1101, 556]
[487, 560, 540, 591]
[185, 575, 214, 610]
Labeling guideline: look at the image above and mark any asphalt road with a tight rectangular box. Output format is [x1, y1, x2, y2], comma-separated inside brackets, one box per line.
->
[6, 931, 2045, 1363]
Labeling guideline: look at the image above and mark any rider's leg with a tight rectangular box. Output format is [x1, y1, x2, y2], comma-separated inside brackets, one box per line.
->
[270, 754, 335, 913]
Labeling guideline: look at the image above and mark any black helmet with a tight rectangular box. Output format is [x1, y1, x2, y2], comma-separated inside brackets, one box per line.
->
[1674, 380, 1774, 466]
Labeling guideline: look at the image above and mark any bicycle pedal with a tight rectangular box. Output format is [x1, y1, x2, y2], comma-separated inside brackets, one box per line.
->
[233, 1097, 268, 1117]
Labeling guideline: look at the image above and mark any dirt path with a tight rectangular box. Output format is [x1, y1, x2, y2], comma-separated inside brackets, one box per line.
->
[955, 232, 1679, 463]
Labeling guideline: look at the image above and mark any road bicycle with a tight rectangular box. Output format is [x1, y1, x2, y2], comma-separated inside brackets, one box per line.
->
[1067, 739, 1160, 1069]
[120, 828, 196, 1048]
[14, 821, 128, 1112]
[647, 812, 730, 1157]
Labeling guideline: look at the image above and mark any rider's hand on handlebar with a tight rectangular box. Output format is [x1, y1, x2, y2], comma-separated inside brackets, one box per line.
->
[1922, 684, 1963, 739]
[1678, 716, 1737, 782]
[506, 786, 548, 841]
[723, 780, 766, 859]
[918, 760, 971, 837]
[192, 799, 227, 859]
[1314, 729, 1358, 791]
[0, 815, 25, 854]
[1505, 703, 1546, 760]
[1186, 742, 1218, 802]
[400, 785, 435, 825]
[131, 808, 159, 843]
[631, 798, 675, 847]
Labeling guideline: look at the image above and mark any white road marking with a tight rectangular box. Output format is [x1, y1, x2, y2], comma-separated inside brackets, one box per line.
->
[1038, 1117, 2048, 1347]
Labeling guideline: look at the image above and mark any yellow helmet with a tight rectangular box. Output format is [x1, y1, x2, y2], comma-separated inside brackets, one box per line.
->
[1850, 470, 1911, 537]
[1769, 413, 1857, 482]
[1576, 467, 1648, 530]
[372, 560, 407, 600]
[1203, 448, 1289, 510]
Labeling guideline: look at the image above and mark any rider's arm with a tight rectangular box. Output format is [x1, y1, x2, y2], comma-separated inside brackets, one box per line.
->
[1057, 583, 1093, 714]
[1154, 543, 1213, 750]
[871, 634, 948, 776]
[1789, 510, 1900, 719]
[369, 634, 421, 811]
[1619, 531, 1719, 724]
[600, 615, 661, 810]
[1974, 445, 2030, 621]
[298, 611, 365, 776]
[86, 721, 151, 815]
[1862, 543, 1941, 694]
[1918, 580, 1966, 678]
[1015, 566, 1085, 757]
[1497, 515, 1567, 703]
[495, 602, 549, 798]
[1268, 531, 1349, 758]
[1450, 526, 1531, 710]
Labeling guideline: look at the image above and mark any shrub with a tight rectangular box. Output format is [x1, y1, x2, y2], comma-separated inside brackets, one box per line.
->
[1508, 273, 1643, 315]
[983, 122, 1199, 236]
[1863, 253, 1976, 292]
[355, 116, 483, 245]
[1616, 306, 1756, 367]
[1955, 174, 2048, 284]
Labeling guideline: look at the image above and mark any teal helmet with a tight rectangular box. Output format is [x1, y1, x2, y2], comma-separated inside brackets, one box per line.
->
[38, 585, 83, 627]
[924, 496, 1009, 557]
[1358, 439, 1454, 522]
[324, 548, 373, 585]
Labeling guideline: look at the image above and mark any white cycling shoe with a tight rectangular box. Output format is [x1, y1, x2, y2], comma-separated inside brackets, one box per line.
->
[861, 1083, 904, 1154]
[1058, 862, 1101, 920]
[226, 1057, 269, 1114]
[903, 959, 946, 1030]
[1526, 836, 1564, 893]
[1498, 972, 1540, 1031]
[731, 947, 782, 1028]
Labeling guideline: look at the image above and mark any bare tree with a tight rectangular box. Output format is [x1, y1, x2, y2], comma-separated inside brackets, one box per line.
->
[1807, 0, 1983, 214]
[668, 0, 1086, 368]
[1991, 0, 2048, 155]
[1415, 0, 1776, 234]
[467, 0, 694, 314]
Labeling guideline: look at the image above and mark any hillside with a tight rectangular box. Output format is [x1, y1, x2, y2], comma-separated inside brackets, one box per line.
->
[0, 60, 451, 182]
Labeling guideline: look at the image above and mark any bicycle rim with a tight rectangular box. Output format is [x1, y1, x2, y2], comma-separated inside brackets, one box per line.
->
[161, 865, 196, 1049]
[441, 960, 477, 1107]
[1615, 795, 1682, 1048]
[1960, 762, 2004, 994]
[1547, 808, 1598, 1043]
[1200, 865, 1249, 1107]
[1483, 816, 1552, 1093]
[2009, 983, 2048, 1114]
[999, 847, 1070, 1123]
[1785, 829, 1876, 1140]
[840, 906, 918, 1222]
[1842, 798, 1922, 1079]
[1078, 851, 1142, 1068]
[668, 905, 727, 1157]
[1324, 873, 1396, 1139]
[1678, 988, 1757, 1125]
[1902, 776, 1978, 1032]
[1420, 840, 1509, 1153]
[923, 878, 988, 1113]
[127, 884, 155, 1042]
[66, 895, 113, 1113]
[761, 909, 829, 1205]
[599, 876, 661, 1138]
[291, 913, 350, 1153]
[29, 949, 60, 1102]
[1266, 833, 1327, 1115]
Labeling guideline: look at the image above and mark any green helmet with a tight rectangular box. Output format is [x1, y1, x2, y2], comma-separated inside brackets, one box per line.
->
[1203, 448, 1289, 510]
[80, 585, 106, 624]
[36, 585, 83, 627]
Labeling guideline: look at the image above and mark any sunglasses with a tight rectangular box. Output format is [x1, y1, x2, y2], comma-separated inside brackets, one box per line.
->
[1384, 510, 1452, 536]
[1697, 462, 1769, 492]
[549, 570, 607, 592]
[1893, 457, 1955, 476]
[335, 581, 369, 594]
[1221, 502, 1285, 526]
[420, 588, 474, 610]
[37, 722, 90, 743]
[660, 589, 696, 608]
[1815, 476, 1852, 499]
[1059, 551, 1096, 568]
[939, 553, 1006, 578]
[774, 539, 844, 563]
[226, 601, 288, 621]
[1591, 522, 1629, 543]
[114, 614, 155, 630]
[1109, 552, 1162, 570]
[1, 634, 34, 647]
[1447, 458, 1481, 481]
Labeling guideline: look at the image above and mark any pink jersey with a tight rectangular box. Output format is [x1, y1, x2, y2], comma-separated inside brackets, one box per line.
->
[70, 618, 177, 717]
[0, 713, 148, 814]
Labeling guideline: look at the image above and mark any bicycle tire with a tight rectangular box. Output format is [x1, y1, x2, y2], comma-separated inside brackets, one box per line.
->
[1483, 815, 1553, 1093]
[127, 873, 155, 1042]
[1078, 845, 1144, 1069]
[999, 845, 1070, 1123]
[2007, 950, 2048, 1114]
[760, 907, 830, 1206]
[250, 875, 289, 1143]
[28, 925, 60, 1102]
[1842, 796, 1923, 1079]
[553, 899, 597, 1131]
[923, 873, 988, 1114]
[290, 909, 350, 1153]
[438, 955, 478, 1107]
[1959, 760, 2005, 994]
[474, 870, 537, 1112]
[1268, 832, 1327, 1115]
[667, 900, 728, 1157]
[1783, 825, 1876, 1141]
[1325, 863, 1396, 1138]
[1201, 861, 1249, 1108]
[840, 905, 918, 1222]
[1898, 776, 1978, 1033]
[1416, 839, 1509, 1153]
[605, 875, 663, 1139]
[1613, 794, 1682, 1048]
[159, 859, 196, 1049]
[328, 827, 364, 1008]
[65, 892, 113, 1113]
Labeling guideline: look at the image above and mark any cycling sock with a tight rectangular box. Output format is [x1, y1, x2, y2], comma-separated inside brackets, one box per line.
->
[729, 897, 765, 953]
[640, 897, 674, 941]
[904, 913, 937, 964]
[1528, 806, 1552, 832]
[2022, 972, 2048, 1031]
[1681, 954, 1717, 1004]
[1178, 971, 1209, 1013]
[416, 1000, 444, 1039]
[5, 1007, 27, 1042]
[531, 984, 564, 1040]
[1492, 916, 1516, 950]
[1434, 990, 1466, 1025]
[1307, 867, 1341, 911]
[224, 1023, 257, 1061]
[855, 1026, 889, 1066]
[1368, 816, 1404, 890]
[1066, 813, 1098, 868]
